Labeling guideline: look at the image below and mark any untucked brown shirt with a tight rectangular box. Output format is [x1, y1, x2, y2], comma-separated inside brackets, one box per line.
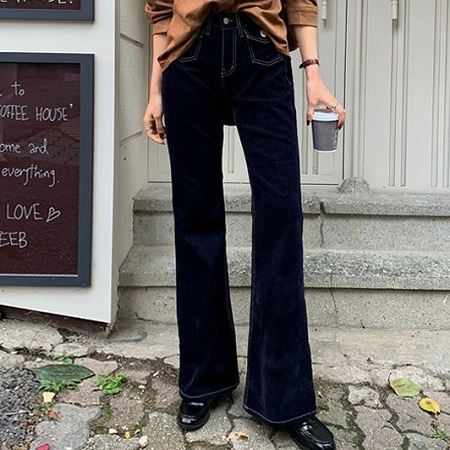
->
[145, 0, 317, 72]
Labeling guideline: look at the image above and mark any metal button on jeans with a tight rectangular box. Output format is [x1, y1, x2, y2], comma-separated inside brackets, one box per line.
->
[223, 17, 231, 24]
[260, 30, 267, 37]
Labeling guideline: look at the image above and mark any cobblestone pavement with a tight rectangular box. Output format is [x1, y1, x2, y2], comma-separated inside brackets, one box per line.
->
[0, 318, 449, 450]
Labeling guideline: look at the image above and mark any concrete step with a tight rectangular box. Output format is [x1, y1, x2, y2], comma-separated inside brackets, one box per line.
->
[132, 183, 450, 251]
[118, 244, 450, 329]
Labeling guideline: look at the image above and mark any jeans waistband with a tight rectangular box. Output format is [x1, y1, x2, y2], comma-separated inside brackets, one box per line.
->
[202, 11, 252, 38]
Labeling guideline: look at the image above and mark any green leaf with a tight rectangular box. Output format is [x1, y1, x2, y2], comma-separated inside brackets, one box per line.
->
[32, 364, 94, 384]
[94, 372, 127, 395]
[389, 376, 422, 397]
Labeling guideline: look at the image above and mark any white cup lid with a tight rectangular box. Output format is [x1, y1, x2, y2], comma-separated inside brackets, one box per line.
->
[312, 110, 339, 122]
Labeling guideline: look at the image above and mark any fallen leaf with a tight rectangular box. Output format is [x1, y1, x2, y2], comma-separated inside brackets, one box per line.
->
[124, 431, 131, 439]
[47, 410, 60, 421]
[36, 444, 51, 450]
[419, 397, 441, 415]
[33, 364, 94, 384]
[42, 392, 55, 403]
[389, 376, 422, 397]
[235, 431, 249, 440]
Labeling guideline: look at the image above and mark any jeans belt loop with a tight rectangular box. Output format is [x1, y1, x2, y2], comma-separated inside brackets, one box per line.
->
[205, 14, 213, 36]
[234, 12, 244, 38]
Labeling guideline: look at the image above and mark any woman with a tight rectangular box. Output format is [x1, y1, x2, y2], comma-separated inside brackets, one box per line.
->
[143, 1, 345, 449]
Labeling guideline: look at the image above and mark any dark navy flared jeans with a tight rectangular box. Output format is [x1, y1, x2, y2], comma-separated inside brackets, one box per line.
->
[161, 10, 317, 426]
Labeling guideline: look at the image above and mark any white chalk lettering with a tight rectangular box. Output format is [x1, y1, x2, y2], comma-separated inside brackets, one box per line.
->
[28, 138, 49, 155]
[0, 231, 28, 249]
[0, 104, 29, 121]
[35, 106, 69, 122]
[0, 142, 21, 154]
[5, 203, 43, 222]
[0, 163, 57, 188]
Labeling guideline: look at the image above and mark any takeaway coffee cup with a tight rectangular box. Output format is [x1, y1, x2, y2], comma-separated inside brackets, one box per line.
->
[311, 109, 339, 152]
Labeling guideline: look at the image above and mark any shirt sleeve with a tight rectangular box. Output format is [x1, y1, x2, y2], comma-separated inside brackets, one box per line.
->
[144, 0, 173, 35]
[285, 0, 318, 28]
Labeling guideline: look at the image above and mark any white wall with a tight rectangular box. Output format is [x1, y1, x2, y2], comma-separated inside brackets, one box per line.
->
[115, 0, 149, 266]
[0, 0, 119, 323]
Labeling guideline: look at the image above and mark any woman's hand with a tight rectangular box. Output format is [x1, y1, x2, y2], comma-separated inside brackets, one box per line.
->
[143, 33, 168, 144]
[306, 75, 346, 129]
[291, 24, 346, 130]
[143, 84, 166, 144]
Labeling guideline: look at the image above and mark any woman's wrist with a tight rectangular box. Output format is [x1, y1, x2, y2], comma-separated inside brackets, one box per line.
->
[304, 63, 321, 81]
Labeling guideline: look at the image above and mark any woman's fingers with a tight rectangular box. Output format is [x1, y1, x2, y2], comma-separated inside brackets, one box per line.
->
[143, 112, 166, 144]
[306, 103, 315, 126]
[334, 103, 346, 129]
[154, 112, 166, 142]
[325, 99, 346, 130]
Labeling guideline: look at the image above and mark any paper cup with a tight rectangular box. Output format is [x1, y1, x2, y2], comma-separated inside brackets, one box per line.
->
[311, 109, 339, 152]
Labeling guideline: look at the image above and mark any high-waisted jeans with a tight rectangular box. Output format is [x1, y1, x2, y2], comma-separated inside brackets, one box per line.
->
[161, 10, 317, 426]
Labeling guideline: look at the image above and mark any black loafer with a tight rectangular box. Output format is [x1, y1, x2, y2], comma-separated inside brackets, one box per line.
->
[177, 398, 215, 430]
[285, 415, 336, 450]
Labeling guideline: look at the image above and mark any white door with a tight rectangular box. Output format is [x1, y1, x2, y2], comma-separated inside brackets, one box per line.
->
[148, 1, 348, 184]
[345, 0, 450, 190]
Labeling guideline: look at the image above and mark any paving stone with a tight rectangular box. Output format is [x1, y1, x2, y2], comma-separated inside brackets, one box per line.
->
[347, 386, 382, 408]
[327, 425, 360, 449]
[95, 322, 180, 361]
[354, 406, 403, 450]
[59, 378, 102, 406]
[105, 387, 146, 431]
[371, 367, 445, 390]
[23, 358, 60, 370]
[406, 433, 448, 450]
[314, 363, 372, 385]
[141, 412, 184, 450]
[185, 402, 232, 446]
[229, 374, 251, 419]
[30, 403, 101, 450]
[151, 376, 180, 409]
[0, 349, 25, 367]
[124, 364, 152, 385]
[83, 434, 141, 449]
[188, 444, 229, 450]
[316, 386, 349, 428]
[271, 428, 299, 449]
[386, 394, 450, 437]
[74, 357, 119, 376]
[53, 342, 95, 358]
[335, 328, 450, 379]
[227, 417, 275, 450]
[164, 354, 180, 369]
[0, 320, 62, 354]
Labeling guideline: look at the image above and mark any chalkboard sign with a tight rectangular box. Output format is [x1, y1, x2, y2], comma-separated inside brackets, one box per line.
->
[0, 0, 94, 21]
[0, 53, 94, 286]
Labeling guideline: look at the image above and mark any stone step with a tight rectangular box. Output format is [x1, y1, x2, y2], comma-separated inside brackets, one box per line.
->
[117, 244, 450, 329]
[132, 183, 450, 251]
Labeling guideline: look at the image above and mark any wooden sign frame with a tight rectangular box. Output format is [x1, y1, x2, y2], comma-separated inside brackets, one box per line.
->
[0, 52, 94, 287]
[0, 0, 94, 21]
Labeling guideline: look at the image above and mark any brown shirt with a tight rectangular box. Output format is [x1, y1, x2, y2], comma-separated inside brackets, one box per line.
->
[145, 0, 317, 72]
